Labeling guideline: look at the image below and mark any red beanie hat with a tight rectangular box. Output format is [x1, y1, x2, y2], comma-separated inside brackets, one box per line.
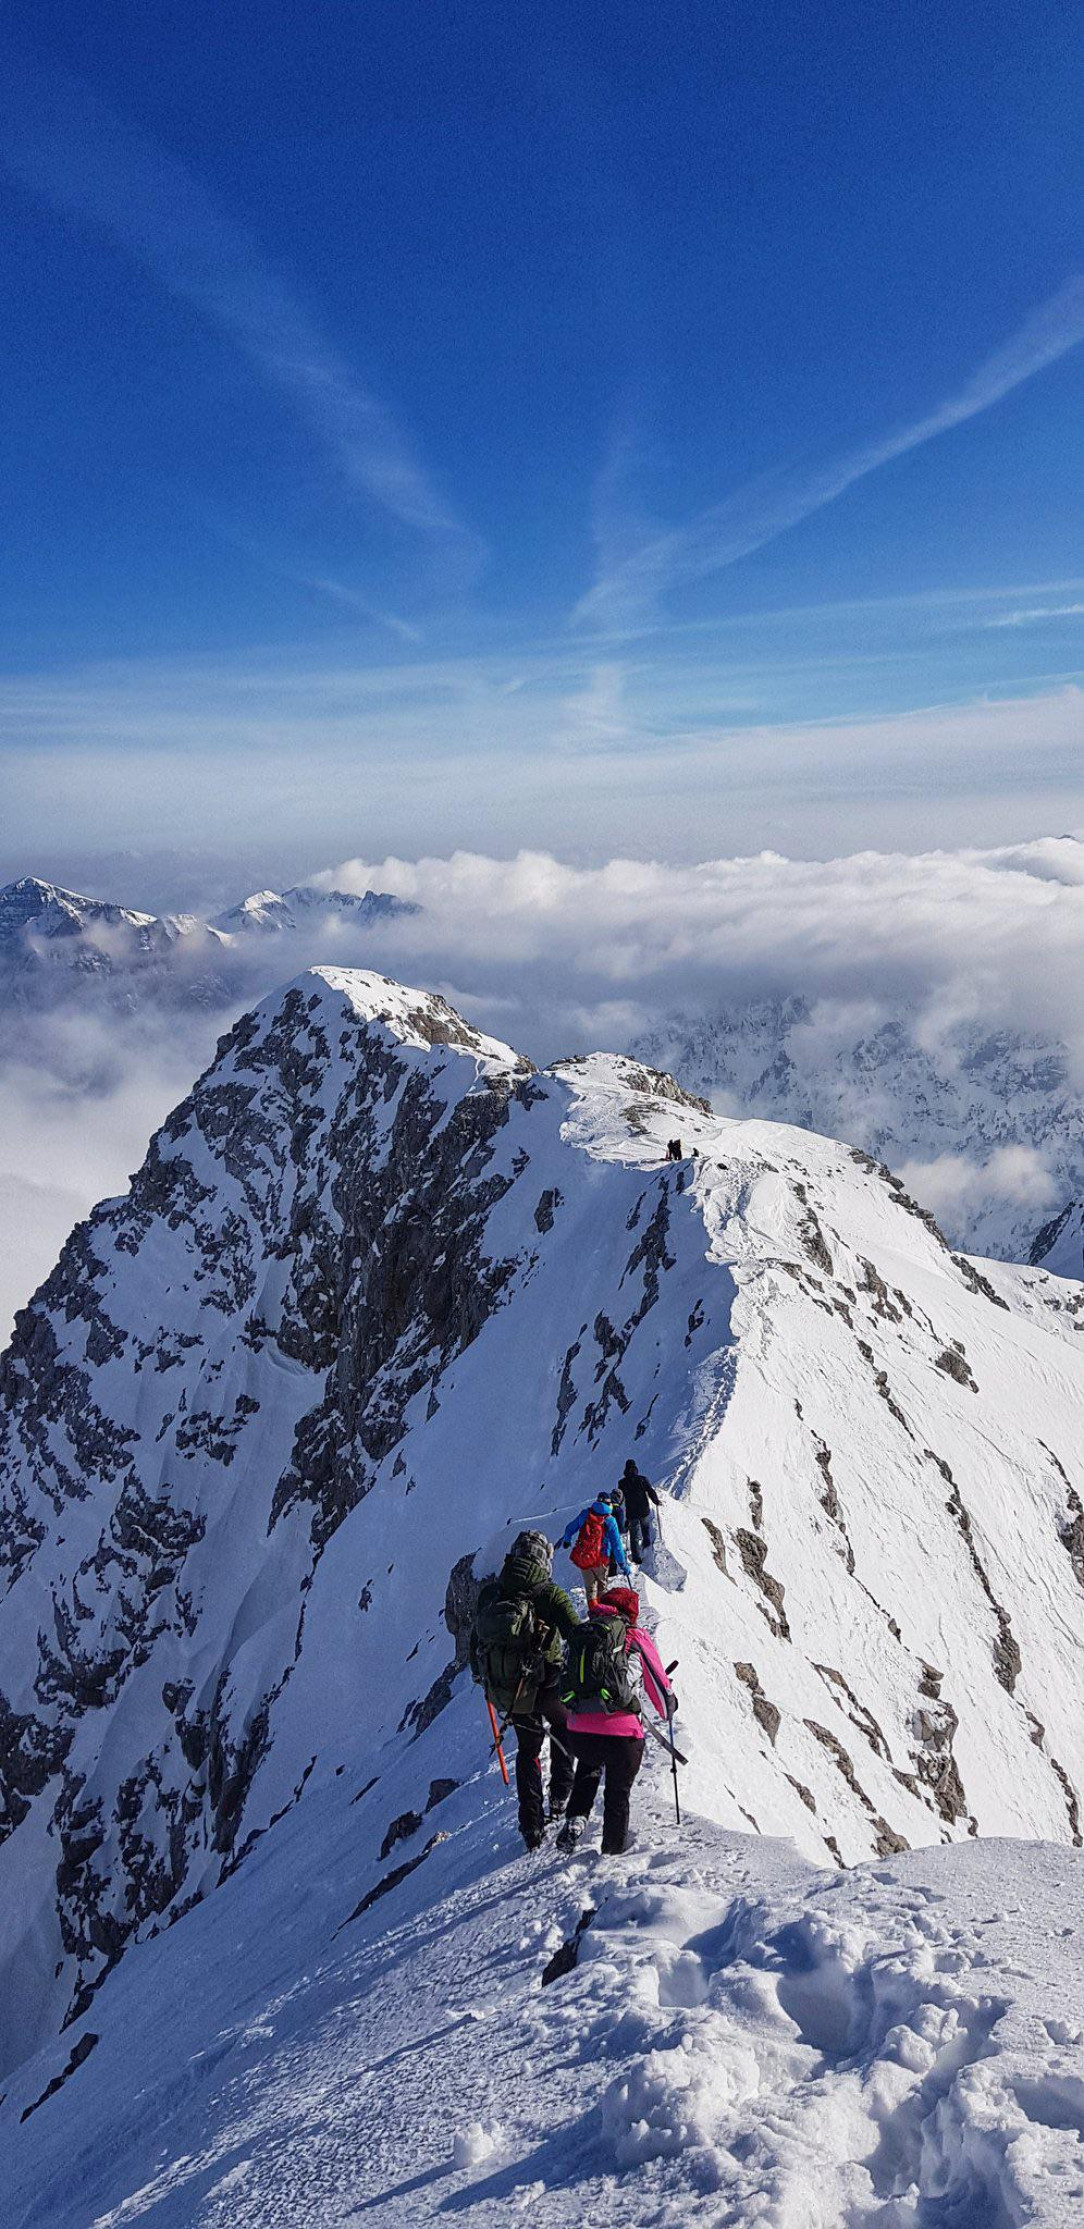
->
[595, 1585, 640, 1625]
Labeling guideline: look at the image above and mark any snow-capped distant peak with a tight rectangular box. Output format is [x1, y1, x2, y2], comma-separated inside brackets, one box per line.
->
[0, 875, 158, 937]
[210, 883, 419, 936]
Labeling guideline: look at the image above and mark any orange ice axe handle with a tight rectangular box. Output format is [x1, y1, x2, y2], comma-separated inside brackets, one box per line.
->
[487, 1698, 510, 1785]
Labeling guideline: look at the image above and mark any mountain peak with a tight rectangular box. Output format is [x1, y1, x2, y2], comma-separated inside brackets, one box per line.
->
[251, 962, 533, 1071]
[0, 875, 160, 941]
[3, 967, 1084, 2098]
[210, 884, 419, 936]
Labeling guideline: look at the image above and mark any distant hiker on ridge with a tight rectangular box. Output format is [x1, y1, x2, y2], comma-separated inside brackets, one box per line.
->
[617, 1458, 660, 1565]
[557, 1585, 675, 1856]
[470, 1531, 580, 1852]
[561, 1491, 630, 1604]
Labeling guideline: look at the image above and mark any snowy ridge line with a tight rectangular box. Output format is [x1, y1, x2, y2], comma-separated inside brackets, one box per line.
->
[2, 963, 1084, 2106]
[0, 873, 417, 966]
[631, 994, 1084, 1266]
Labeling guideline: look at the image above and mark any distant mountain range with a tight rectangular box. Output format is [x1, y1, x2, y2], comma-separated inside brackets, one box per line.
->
[0, 875, 418, 1004]
[210, 884, 415, 937]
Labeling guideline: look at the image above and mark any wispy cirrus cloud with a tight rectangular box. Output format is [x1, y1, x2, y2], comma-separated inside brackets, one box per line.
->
[985, 604, 1084, 629]
[0, 59, 480, 570]
[576, 277, 1084, 632]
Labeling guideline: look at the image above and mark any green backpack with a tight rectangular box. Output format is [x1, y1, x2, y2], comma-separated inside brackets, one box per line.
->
[559, 1615, 641, 1716]
[471, 1583, 544, 1714]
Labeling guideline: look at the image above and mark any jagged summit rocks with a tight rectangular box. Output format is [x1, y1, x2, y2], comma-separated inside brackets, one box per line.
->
[1030, 1199, 1084, 1279]
[2, 965, 1084, 2081]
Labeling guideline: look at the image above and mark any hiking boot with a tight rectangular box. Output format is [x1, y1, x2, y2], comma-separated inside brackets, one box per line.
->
[556, 1817, 583, 1853]
[547, 1796, 567, 1823]
[522, 1825, 545, 1853]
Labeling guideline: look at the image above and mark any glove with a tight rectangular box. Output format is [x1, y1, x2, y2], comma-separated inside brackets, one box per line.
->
[664, 1690, 678, 1720]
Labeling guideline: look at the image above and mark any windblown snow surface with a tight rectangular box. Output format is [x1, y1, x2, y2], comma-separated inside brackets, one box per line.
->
[3, 966, 1084, 2225]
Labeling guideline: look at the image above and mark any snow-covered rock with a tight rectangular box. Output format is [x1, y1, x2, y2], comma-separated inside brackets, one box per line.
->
[3, 962, 1084, 2125]
[1030, 1200, 1084, 1280]
[5, 963, 1084, 2224]
[0, 875, 198, 974]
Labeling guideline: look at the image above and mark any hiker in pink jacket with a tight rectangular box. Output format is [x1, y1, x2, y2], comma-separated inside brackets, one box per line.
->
[556, 1586, 675, 1855]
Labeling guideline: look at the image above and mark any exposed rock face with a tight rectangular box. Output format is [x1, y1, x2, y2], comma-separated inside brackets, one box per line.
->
[3, 964, 1084, 2084]
[0, 971, 537, 2055]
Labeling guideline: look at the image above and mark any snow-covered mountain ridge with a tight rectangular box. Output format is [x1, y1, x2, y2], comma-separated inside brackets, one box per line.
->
[5, 963, 1084, 2223]
[0, 875, 415, 1001]
[4, 961, 1084, 2111]
[631, 995, 1084, 1263]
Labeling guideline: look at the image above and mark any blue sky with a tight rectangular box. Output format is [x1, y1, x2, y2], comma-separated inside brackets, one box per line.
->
[1, 1, 1081, 878]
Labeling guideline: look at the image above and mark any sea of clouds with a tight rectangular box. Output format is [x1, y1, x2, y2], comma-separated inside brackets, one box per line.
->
[5, 832, 1084, 1336]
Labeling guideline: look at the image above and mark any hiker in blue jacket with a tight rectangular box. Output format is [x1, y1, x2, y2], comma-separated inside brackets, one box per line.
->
[561, 1492, 631, 1604]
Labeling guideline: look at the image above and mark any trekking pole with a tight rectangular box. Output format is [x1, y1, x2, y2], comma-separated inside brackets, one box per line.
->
[665, 1657, 681, 1824]
[642, 1716, 688, 1766]
[665, 1712, 681, 1825]
[486, 1698, 509, 1786]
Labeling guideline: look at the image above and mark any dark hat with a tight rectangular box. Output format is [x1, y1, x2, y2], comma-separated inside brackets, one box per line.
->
[509, 1528, 553, 1567]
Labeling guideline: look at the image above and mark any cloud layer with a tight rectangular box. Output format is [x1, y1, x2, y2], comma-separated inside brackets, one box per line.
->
[8, 831, 1084, 1337]
[317, 832, 1084, 1052]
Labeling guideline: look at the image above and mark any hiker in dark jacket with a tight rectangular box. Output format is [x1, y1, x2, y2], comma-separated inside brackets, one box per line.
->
[618, 1459, 661, 1564]
[470, 1531, 580, 1852]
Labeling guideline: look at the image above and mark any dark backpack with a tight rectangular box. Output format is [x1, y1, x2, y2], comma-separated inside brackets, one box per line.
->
[559, 1616, 641, 1716]
[569, 1508, 606, 1569]
[471, 1583, 544, 1714]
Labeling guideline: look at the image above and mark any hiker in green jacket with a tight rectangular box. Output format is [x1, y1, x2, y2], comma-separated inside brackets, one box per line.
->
[470, 1531, 581, 1851]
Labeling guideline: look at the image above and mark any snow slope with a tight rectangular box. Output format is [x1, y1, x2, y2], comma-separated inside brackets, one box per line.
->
[631, 996, 1081, 1263]
[5, 1742, 1084, 2228]
[3, 965, 1084, 2222]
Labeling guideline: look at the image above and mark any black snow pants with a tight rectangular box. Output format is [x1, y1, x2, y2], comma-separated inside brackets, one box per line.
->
[511, 1685, 574, 1840]
[628, 1512, 653, 1563]
[565, 1730, 644, 1854]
